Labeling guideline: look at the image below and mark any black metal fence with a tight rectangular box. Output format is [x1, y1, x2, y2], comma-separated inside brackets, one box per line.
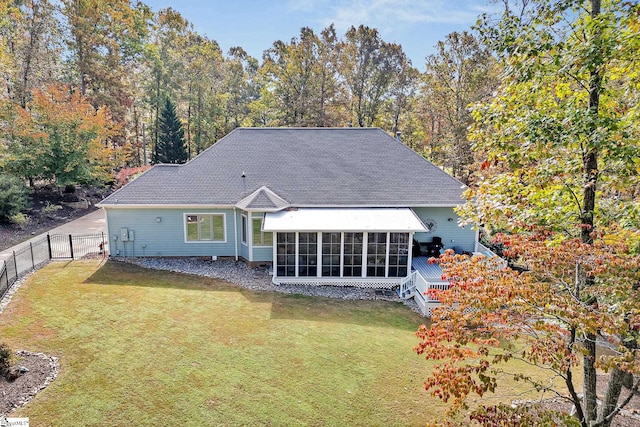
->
[0, 233, 107, 301]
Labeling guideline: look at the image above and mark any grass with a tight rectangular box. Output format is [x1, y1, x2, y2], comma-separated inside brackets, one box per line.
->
[0, 260, 550, 426]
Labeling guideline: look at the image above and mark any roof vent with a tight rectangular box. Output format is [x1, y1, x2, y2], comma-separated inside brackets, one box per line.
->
[395, 131, 402, 141]
[241, 171, 246, 178]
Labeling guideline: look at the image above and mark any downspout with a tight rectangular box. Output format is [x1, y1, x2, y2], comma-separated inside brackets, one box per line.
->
[474, 227, 480, 253]
[103, 207, 111, 257]
[233, 207, 238, 261]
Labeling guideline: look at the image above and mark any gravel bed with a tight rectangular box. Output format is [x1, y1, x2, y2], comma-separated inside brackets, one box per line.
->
[117, 257, 421, 312]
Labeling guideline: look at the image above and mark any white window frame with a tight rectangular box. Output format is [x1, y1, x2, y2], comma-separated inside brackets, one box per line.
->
[184, 213, 227, 243]
[241, 213, 248, 245]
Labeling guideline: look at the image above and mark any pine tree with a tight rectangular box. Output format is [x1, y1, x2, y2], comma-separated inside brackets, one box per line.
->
[154, 97, 187, 164]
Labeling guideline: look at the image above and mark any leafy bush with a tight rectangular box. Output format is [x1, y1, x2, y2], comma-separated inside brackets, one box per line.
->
[42, 201, 62, 214]
[9, 212, 30, 228]
[0, 342, 12, 376]
[113, 166, 151, 189]
[0, 174, 31, 221]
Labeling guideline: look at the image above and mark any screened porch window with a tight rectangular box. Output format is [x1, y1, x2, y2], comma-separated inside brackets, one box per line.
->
[367, 232, 387, 277]
[186, 214, 225, 242]
[343, 232, 363, 277]
[388, 232, 409, 277]
[276, 232, 296, 276]
[322, 232, 341, 276]
[298, 232, 317, 276]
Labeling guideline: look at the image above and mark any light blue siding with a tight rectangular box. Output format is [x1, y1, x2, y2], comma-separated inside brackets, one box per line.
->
[252, 247, 273, 262]
[105, 207, 238, 258]
[104, 206, 477, 260]
[412, 207, 476, 253]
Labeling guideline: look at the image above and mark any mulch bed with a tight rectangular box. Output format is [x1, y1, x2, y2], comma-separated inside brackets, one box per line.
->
[0, 351, 59, 415]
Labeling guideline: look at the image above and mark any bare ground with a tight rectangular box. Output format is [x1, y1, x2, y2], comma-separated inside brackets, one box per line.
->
[0, 186, 106, 252]
[529, 374, 640, 427]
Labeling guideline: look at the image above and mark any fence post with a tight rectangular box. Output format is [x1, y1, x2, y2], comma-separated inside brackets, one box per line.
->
[2, 260, 7, 289]
[101, 232, 106, 259]
[69, 234, 74, 260]
[47, 234, 52, 260]
[13, 251, 18, 280]
[29, 242, 35, 269]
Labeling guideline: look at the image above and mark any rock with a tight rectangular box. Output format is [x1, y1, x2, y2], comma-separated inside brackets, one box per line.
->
[5, 366, 25, 382]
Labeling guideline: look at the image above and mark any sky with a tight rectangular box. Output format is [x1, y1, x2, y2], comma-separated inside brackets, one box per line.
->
[142, 0, 499, 70]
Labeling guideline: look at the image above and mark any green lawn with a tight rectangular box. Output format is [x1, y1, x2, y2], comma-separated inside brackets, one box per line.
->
[0, 260, 542, 426]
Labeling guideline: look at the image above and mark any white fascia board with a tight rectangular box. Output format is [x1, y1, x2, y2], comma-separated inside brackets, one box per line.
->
[263, 208, 428, 232]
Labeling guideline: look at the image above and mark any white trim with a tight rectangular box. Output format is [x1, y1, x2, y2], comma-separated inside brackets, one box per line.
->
[295, 233, 299, 277]
[272, 276, 403, 288]
[263, 208, 427, 232]
[339, 232, 344, 277]
[183, 212, 227, 243]
[407, 232, 414, 273]
[316, 232, 322, 278]
[98, 203, 462, 209]
[99, 204, 237, 209]
[385, 233, 390, 278]
[272, 233, 278, 278]
[361, 232, 368, 278]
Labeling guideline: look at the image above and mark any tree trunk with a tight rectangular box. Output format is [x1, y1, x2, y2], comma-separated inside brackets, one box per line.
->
[596, 368, 625, 427]
[583, 334, 598, 425]
[581, 2, 602, 424]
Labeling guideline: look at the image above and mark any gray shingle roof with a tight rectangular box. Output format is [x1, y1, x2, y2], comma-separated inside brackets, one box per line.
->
[236, 186, 290, 211]
[99, 128, 466, 208]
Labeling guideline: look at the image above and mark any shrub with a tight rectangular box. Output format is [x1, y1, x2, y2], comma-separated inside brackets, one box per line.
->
[0, 174, 31, 221]
[9, 212, 30, 228]
[113, 166, 151, 189]
[0, 342, 12, 377]
[42, 201, 62, 214]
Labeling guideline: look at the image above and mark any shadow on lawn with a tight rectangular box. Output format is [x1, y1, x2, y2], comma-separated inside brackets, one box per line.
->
[84, 260, 241, 292]
[83, 261, 424, 331]
[266, 292, 426, 331]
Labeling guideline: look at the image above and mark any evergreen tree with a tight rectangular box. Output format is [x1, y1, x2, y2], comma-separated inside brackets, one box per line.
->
[154, 97, 187, 164]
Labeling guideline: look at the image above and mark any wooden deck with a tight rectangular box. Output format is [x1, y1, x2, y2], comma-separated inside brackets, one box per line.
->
[411, 256, 443, 280]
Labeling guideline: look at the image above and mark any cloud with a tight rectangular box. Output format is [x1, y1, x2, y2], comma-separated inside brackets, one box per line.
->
[325, 0, 492, 30]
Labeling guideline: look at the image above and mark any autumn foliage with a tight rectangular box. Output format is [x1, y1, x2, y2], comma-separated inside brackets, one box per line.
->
[415, 229, 640, 426]
[1, 83, 114, 188]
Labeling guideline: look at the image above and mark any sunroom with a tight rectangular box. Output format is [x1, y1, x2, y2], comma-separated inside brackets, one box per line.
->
[263, 208, 427, 287]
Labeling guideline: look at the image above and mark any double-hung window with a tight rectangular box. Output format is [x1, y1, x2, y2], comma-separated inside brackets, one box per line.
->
[252, 218, 273, 246]
[186, 214, 225, 242]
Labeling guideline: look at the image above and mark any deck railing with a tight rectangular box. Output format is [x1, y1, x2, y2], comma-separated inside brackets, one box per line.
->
[475, 242, 508, 268]
[399, 271, 417, 298]
[413, 271, 449, 303]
